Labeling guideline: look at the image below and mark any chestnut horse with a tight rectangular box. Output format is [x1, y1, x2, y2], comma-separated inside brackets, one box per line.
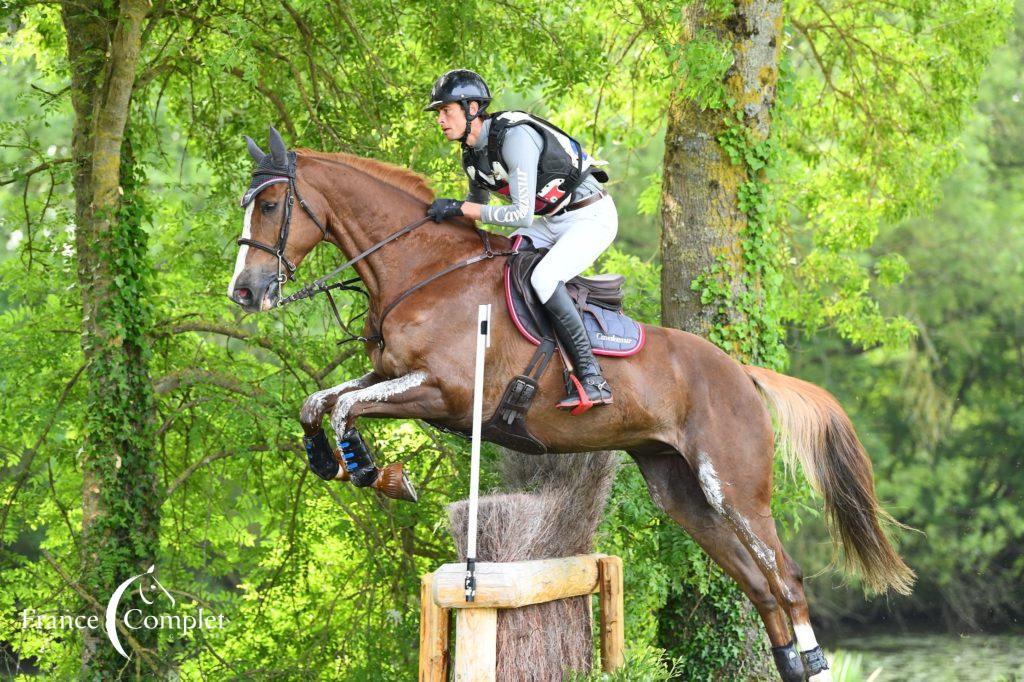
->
[228, 129, 913, 682]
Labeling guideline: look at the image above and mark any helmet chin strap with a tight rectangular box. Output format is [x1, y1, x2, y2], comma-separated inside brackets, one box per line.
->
[459, 101, 479, 146]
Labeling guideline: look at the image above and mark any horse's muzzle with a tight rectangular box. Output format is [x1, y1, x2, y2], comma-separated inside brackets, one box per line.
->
[230, 268, 280, 312]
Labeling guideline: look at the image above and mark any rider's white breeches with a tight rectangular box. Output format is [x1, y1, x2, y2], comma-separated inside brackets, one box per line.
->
[513, 193, 618, 303]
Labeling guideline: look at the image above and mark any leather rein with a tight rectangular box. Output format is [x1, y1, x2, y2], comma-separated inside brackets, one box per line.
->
[241, 168, 513, 348]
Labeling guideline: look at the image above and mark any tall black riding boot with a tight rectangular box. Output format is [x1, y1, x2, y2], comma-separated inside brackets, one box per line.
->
[542, 281, 613, 414]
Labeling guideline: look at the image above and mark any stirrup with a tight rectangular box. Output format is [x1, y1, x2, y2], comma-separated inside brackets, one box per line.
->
[556, 374, 613, 416]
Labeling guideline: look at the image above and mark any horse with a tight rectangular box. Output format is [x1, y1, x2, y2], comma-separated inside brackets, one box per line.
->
[227, 127, 914, 682]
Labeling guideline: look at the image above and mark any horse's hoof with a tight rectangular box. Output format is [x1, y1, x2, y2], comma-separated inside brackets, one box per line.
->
[373, 462, 419, 503]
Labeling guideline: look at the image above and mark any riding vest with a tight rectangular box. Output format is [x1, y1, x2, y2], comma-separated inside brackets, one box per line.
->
[461, 111, 610, 216]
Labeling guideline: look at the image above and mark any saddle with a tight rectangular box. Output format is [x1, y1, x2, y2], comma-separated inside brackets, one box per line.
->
[504, 237, 644, 356]
[477, 236, 645, 454]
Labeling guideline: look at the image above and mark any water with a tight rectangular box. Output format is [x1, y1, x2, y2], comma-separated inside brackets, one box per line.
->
[829, 632, 1024, 682]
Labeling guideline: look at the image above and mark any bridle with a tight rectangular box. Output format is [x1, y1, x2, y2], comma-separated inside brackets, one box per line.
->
[237, 163, 330, 287]
[239, 155, 514, 348]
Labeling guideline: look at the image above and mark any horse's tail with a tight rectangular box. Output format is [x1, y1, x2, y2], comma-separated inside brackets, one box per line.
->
[743, 364, 915, 595]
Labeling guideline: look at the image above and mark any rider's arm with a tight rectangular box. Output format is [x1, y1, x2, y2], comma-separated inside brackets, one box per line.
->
[462, 126, 540, 228]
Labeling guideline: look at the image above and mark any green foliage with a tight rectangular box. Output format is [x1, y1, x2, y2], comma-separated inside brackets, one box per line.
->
[670, 29, 733, 112]
[789, 11, 1024, 625]
[828, 649, 869, 682]
[0, 0, 1017, 679]
[692, 111, 789, 370]
[567, 642, 683, 681]
[778, 0, 1014, 350]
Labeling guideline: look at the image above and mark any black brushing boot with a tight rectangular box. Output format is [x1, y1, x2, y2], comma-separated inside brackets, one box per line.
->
[771, 640, 806, 682]
[303, 428, 341, 480]
[338, 427, 382, 488]
[542, 281, 612, 414]
[801, 645, 829, 679]
[340, 427, 419, 503]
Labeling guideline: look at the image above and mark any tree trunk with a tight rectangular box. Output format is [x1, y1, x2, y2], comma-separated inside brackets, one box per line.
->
[61, 0, 160, 677]
[661, 0, 783, 336]
[659, 0, 784, 678]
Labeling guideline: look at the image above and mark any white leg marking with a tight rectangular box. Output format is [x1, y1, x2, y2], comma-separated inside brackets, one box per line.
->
[695, 451, 725, 515]
[736, 513, 795, 604]
[300, 372, 376, 425]
[795, 622, 832, 681]
[794, 623, 818, 651]
[737, 515, 778, 569]
[697, 452, 796, 605]
[329, 372, 428, 432]
[228, 202, 254, 297]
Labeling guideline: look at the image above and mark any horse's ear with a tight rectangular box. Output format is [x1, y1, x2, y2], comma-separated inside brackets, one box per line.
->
[245, 136, 266, 163]
[268, 125, 288, 167]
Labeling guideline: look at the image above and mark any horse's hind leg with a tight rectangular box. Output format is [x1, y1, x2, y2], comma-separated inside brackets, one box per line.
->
[687, 448, 833, 681]
[738, 504, 832, 681]
[630, 450, 806, 682]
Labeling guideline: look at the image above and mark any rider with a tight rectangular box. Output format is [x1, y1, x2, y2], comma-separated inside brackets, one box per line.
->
[424, 69, 616, 413]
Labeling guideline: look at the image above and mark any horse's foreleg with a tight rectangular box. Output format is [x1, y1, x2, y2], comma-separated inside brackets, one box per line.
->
[328, 371, 445, 433]
[299, 372, 382, 486]
[321, 372, 446, 503]
[299, 371, 381, 435]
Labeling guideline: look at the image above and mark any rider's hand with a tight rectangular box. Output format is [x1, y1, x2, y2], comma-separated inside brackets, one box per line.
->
[426, 198, 464, 222]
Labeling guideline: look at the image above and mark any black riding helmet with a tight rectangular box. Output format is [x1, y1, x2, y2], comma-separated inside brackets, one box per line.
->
[424, 69, 492, 144]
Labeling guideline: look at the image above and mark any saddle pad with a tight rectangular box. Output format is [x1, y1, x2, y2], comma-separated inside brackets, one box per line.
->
[503, 237, 645, 357]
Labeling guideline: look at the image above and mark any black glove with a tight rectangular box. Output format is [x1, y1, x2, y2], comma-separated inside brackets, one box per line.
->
[426, 198, 464, 222]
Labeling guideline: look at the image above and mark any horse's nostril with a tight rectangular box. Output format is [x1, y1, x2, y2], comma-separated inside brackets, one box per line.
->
[235, 287, 253, 303]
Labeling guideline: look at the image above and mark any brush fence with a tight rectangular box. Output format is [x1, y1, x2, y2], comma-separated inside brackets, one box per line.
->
[419, 553, 625, 681]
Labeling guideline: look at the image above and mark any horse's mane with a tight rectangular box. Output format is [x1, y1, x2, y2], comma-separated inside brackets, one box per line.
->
[296, 149, 435, 204]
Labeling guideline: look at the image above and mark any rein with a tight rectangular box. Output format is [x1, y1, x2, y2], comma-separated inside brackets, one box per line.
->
[258, 167, 514, 348]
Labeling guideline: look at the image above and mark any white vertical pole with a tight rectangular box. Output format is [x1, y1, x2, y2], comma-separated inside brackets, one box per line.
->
[465, 303, 491, 602]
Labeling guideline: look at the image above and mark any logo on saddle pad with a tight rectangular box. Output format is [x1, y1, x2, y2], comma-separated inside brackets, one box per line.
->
[595, 332, 636, 345]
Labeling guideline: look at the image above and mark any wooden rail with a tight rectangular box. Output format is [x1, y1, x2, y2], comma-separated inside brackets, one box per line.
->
[419, 553, 625, 681]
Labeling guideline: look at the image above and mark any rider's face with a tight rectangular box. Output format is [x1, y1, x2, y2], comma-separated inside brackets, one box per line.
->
[436, 101, 477, 142]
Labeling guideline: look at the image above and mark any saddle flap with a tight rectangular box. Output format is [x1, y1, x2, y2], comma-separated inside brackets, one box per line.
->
[511, 240, 626, 312]
[510, 250, 553, 337]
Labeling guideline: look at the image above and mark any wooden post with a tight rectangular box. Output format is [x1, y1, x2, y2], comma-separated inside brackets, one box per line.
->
[419, 573, 449, 682]
[433, 554, 605, 608]
[418, 554, 625, 679]
[598, 555, 625, 671]
[454, 608, 497, 681]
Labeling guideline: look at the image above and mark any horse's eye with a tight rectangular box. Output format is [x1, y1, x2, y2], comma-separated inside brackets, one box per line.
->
[261, 201, 278, 214]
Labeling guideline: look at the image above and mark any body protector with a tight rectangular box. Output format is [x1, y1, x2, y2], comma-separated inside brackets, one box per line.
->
[461, 111, 610, 216]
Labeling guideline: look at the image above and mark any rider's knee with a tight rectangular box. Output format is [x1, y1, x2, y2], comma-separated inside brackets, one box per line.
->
[529, 267, 558, 303]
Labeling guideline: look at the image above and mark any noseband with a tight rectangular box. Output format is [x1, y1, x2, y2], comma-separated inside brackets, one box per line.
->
[238, 160, 330, 286]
